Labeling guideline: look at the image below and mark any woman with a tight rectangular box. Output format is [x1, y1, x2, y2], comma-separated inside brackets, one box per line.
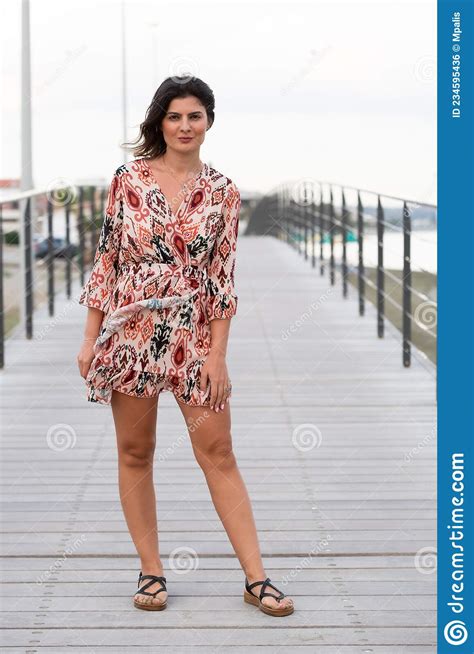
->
[76, 76, 294, 617]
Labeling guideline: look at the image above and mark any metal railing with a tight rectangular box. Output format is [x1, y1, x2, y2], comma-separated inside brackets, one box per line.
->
[0, 184, 106, 368]
[246, 182, 437, 367]
[1, 179, 437, 369]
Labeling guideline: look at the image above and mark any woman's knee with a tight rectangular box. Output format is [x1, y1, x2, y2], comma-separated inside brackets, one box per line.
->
[193, 434, 235, 471]
[119, 439, 156, 467]
[111, 390, 158, 466]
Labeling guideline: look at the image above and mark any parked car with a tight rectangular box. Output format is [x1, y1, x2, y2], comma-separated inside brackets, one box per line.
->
[34, 236, 78, 260]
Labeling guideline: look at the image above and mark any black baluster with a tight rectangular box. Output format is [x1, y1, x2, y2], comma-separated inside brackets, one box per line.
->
[377, 195, 384, 337]
[342, 189, 348, 298]
[47, 196, 54, 316]
[329, 187, 335, 285]
[303, 182, 308, 261]
[78, 186, 85, 286]
[403, 201, 412, 366]
[65, 197, 71, 299]
[357, 191, 365, 316]
[319, 188, 324, 275]
[311, 184, 316, 269]
[25, 197, 33, 339]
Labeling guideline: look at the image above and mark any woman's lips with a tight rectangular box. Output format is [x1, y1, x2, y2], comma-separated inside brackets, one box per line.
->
[179, 137, 192, 141]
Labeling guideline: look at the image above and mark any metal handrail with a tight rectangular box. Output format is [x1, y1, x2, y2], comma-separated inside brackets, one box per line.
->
[246, 181, 437, 366]
[0, 183, 106, 368]
[309, 181, 437, 208]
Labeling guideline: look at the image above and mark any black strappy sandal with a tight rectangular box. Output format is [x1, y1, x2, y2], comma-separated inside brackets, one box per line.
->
[244, 576, 294, 616]
[133, 571, 168, 611]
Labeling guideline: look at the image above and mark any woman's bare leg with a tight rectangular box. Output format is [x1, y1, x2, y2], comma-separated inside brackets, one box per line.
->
[175, 397, 293, 610]
[111, 389, 167, 607]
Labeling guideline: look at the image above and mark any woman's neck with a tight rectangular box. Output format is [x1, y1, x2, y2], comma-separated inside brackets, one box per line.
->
[158, 150, 202, 175]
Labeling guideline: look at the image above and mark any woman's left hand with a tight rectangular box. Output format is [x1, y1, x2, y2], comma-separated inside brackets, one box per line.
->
[200, 351, 231, 412]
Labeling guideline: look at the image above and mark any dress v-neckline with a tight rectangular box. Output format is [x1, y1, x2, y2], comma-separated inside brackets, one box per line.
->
[142, 157, 206, 223]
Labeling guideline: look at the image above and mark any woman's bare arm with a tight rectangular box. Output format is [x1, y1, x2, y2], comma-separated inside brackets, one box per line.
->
[77, 307, 104, 379]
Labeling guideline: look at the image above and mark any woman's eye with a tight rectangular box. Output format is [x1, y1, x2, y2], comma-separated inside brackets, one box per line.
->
[168, 115, 201, 120]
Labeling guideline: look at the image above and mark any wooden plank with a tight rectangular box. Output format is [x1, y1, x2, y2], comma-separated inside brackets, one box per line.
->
[0, 627, 436, 648]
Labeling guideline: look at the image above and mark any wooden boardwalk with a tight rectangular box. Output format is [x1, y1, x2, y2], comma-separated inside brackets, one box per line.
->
[0, 236, 437, 652]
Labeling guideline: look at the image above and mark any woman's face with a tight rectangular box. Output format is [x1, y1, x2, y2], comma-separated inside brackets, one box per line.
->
[161, 95, 209, 153]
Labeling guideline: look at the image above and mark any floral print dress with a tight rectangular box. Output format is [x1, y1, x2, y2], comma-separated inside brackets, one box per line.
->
[78, 157, 240, 406]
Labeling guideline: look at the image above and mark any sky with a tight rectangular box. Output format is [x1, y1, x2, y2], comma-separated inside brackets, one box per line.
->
[1, 0, 436, 204]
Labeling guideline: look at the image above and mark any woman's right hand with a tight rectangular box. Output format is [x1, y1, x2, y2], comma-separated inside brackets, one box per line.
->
[77, 339, 97, 379]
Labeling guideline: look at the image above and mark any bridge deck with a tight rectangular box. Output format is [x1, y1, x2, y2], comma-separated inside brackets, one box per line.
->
[0, 236, 436, 652]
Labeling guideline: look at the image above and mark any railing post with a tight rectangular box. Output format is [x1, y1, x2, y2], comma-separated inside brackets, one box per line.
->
[78, 186, 85, 286]
[286, 190, 291, 247]
[376, 195, 384, 337]
[47, 198, 54, 317]
[283, 188, 287, 245]
[100, 186, 105, 216]
[303, 182, 309, 261]
[285, 188, 294, 247]
[303, 180, 309, 261]
[403, 201, 412, 366]
[295, 188, 304, 254]
[285, 188, 293, 247]
[276, 188, 280, 240]
[24, 198, 33, 339]
[311, 184, 316, 269]
[319, 188, 324, 276]
[357, 191, 365, 316]
[65, 201, 71, 299]
[298, 186, 303, 255]
[91, 186, 98, 251]
[286, 188, 291, 247]
[341, 189, 348, 298]
[329, 187, 335, 285]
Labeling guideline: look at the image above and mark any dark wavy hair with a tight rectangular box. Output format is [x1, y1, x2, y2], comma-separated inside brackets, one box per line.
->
[122, 75, 215, 159]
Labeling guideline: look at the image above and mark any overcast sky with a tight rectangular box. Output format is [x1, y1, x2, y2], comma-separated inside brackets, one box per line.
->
[2, 0, 436, 204]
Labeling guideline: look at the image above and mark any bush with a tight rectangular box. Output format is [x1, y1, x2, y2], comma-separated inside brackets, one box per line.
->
[4, 230, 19, 245]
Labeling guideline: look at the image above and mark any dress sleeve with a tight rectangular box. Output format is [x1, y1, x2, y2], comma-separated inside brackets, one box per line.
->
[205, 179, 241, 321]
[78, 170, 124, 314]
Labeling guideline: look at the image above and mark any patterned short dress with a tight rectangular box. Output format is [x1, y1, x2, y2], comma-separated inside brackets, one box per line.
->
[78, 157, 240, 406]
